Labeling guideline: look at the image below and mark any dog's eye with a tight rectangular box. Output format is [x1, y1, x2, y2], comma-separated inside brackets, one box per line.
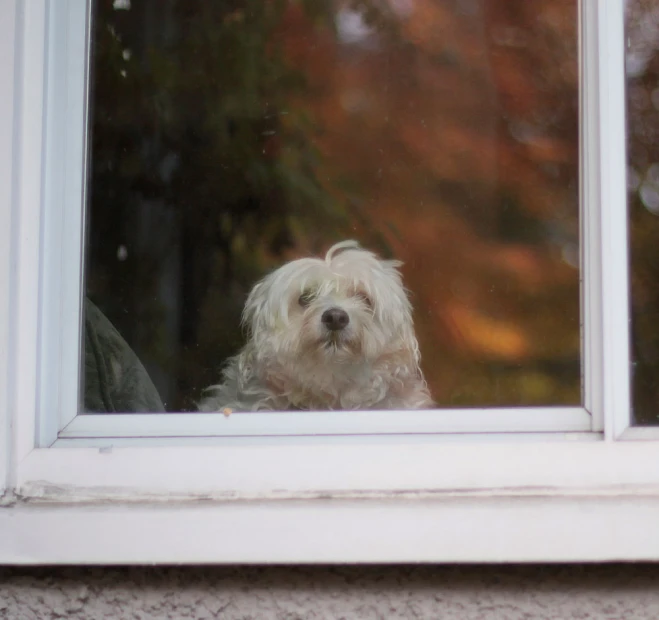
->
[298, 290, 316, 307]
[355, 291, 373, 309]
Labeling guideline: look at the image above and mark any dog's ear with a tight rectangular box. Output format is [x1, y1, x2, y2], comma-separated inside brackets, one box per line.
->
[382, 258, 403, 271]
[398, 322, 422, 370]
[241, 277, 270, 336]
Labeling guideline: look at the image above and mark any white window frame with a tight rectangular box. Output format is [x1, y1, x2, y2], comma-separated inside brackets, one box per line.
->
[3, 0, 658, 564]
[40, 0, 595, 443]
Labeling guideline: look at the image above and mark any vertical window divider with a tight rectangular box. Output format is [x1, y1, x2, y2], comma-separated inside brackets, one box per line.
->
[39, 0, 91, 445]
[599, 0, 631, 439]
[580, 0, 630, 437]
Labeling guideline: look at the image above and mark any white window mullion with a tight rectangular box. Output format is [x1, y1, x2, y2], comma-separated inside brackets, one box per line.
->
[581, 0, 630, 437]
[580, 0, 604, 430]
[39, 0, 91, 446]
[597, 0, 631, 439]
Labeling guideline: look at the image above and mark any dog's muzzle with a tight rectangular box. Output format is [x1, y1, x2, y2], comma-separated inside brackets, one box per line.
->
[321, 307, 350, 331]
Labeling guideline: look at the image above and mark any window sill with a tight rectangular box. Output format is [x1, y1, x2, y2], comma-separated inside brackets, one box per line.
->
[3, 489, 659, 564]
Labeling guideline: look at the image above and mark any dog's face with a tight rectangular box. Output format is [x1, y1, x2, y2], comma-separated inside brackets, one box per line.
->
[242, 241, 420, 370]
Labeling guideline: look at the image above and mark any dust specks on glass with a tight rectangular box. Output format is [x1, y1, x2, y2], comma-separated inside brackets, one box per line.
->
[82, 0, 579, 413]
[626, 0, 659, 425]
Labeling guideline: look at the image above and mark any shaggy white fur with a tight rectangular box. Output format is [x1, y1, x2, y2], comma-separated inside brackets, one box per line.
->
[198, 241, 433, 411]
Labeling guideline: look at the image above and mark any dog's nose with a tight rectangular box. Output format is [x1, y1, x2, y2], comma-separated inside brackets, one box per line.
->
[321, 307, 350, 331]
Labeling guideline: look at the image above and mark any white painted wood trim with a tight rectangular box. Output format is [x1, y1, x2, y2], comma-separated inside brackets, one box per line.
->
[0, 0, 20, 495]
[39, 0, 90, 445]
[11, 436, 659, 564]
[596, 0, 631, 439]
[4, 494, 659, 564]
[12, 0, 47, 466]
[618, 427, 659, 441]
[60, 407, 593, 439]
[580, 0, 631, 437]
[15, 440, 659, 498]
[580, 0, 604, 429]
[53, 432, 602, 448]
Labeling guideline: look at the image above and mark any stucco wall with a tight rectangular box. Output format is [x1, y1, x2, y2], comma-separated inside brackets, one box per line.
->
[1, 565, 659, 619]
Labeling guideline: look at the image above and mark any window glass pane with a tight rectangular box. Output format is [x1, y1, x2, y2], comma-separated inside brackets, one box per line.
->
[627, 0, 659, 425]
[82, 0, 579, 413]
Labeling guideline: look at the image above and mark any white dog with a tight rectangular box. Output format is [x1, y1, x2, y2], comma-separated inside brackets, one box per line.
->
[199, 241, 433, 412]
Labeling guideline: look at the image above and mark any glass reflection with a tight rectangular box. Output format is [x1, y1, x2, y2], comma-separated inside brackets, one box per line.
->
[627, 0, 659, 425]
[83, 0, 580, 412]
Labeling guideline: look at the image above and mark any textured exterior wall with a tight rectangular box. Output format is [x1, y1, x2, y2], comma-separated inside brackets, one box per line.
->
[2, 565, 659, 619]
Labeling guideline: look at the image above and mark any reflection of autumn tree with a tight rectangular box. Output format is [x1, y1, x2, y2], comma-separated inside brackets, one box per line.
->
[282, 0, 580, 405]
[627, 0, 659, 424]
[87, 0, 580, 410]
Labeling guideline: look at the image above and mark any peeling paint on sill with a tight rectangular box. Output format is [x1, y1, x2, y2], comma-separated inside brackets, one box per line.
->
[7, 481, 659, 508]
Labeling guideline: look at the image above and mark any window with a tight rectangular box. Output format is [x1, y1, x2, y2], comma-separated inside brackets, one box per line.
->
[85, 0, 580, 415]
[2, 0, 657, 564]
[55, 0, 591, 443]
